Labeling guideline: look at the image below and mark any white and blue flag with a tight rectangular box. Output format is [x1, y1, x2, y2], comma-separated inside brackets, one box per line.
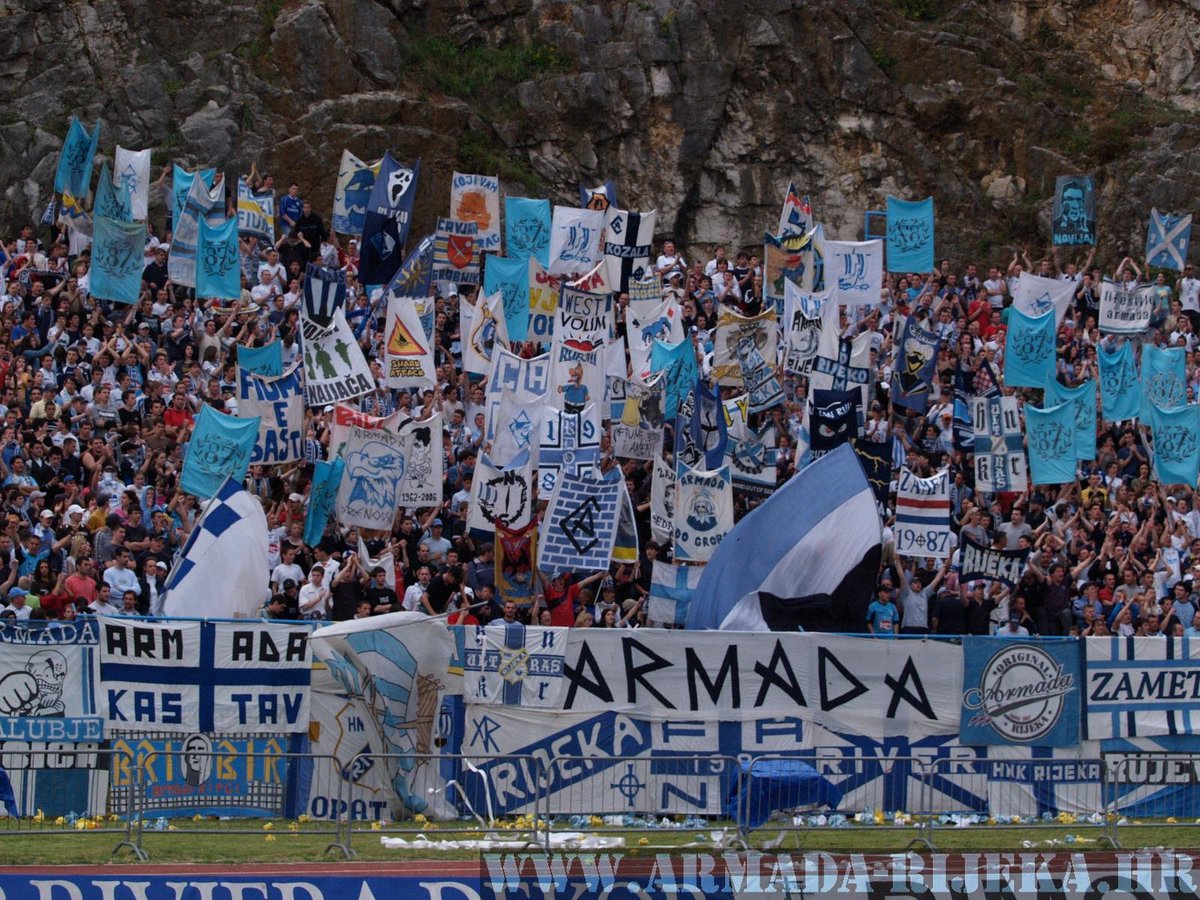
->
[1146, 208, 1192, 271]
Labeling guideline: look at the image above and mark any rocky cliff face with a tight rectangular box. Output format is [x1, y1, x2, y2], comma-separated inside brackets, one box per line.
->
[4, 0, 1200, 264]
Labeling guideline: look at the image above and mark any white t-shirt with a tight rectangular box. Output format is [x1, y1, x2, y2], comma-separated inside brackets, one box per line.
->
[258, 261, 287, 289]
[1180, 277, 1200, 312]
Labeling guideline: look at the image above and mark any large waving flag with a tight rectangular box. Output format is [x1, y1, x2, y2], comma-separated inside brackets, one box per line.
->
[1044, 379, 1097, 463]
[1025, 402, 1076, 485]
[359, 153, 420, 286]
[54, 117, 100, 198]
[238, 341, 284, 377]
[1012, 272, 1075, 325]
[171, 164, 216, 231]
[162, 478, 269, 619]
[181, 405, 260, 499]
[1146, 209, 1192, 271]
[777, 182, 812, 238]
[687, 444, 882, 632]
[505, 197, 551, 266]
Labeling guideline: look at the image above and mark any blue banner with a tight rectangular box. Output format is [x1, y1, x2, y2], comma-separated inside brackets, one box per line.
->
[359, 153, 419, 286]
[196, 217, 241, 301]
[385, 232, 436, 300]
[885, 196, 934, 273]
[304, 457, 345, 547]
[91, 216, 147, 305]
[650, 339, 699, 421]
[1098, 340, 1140, 422]
[237, 341, 283, 377]
[94, 162, 131, 222]
[1151, 403, 1200, 486]
[1044, 379, 1097, 463]
[1147, 208, 1192, 271]
[1003, 308, 1056, 389]
[1052, 174, 1096, 246]
[171, 164, 215, 230]
[892, 316, 940, 412]
[0, 875, 491, 900]
[483, 254, 530, 343]
[181, 404, 260, 499]
[1141, 343, 1186, 423]
[960, 637, 1081, 747]
[505, 196, 551, 266]
[53, 117, 100, 198]
[1025, 401, 1076, 485]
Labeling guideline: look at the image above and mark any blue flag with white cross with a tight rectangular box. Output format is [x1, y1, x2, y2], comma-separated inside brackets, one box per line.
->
[1146, 208, 1192, 271]
[648, 561, 703, 626]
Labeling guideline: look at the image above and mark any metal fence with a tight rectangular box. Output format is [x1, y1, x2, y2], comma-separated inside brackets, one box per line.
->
[7, 747, 1199, 856]
[0, 745, 144, 859]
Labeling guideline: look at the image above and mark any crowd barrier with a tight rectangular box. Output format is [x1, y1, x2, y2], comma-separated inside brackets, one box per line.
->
[10, 746, 1197, 857]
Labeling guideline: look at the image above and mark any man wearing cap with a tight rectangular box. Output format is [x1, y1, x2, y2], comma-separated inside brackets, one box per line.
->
[866, 581, 899, 636]
[3, 586, 31, 620]
[419, 516, 452, 566]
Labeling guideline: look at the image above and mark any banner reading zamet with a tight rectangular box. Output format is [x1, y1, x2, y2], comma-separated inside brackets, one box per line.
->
[959, 534, 1029, 588]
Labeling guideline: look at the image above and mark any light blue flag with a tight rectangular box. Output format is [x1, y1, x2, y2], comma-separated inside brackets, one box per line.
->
[1140, 344, 1186, 424]
[1025, 402, 1076, 485]
[91, 216, 147, 305]
[196, 217, 242, 301]
[171, 164, 215, 229]
[483, 255, 530, 342]
[505, 197, 551, 266]
[238, 341, 284, 377]
[1003, 308, 1056, 389]
[650, 339, 698, 421]
[1045, 379, 1097, 462]
[1146, 209, 1192, 272]
[1151, 403, 1200, 486]
[885, 196, 934, 273]
[94, 162, 131, 222]
[304, 457, 345, 547]
[1098, 341, 1140, 422]
[54, 117, 100, 198]
[181, 404, 261, 499]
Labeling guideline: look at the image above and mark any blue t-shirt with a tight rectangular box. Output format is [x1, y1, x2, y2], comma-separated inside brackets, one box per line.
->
[866, 600, 899, 637]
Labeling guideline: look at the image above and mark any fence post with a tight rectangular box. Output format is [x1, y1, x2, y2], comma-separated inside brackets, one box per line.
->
[915, 758, 936, 852]
[1102, 755, 1122, 849]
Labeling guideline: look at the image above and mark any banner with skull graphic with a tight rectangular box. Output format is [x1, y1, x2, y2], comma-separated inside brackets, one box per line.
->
[0, 620, 101, 742]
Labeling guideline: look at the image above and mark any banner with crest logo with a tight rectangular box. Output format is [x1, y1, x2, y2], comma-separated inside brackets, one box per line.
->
[90, 216, 146, 305]
[483, 255, 530, 342]
[603, 207, 656, 291]
[823, 239, 882, 308]
[506, 197, 551, 266]
[433, 217, 480, 285]
[468, 452, 535, 533]
[673, 464, 733, 563]
[1025, 402, 1077, 485]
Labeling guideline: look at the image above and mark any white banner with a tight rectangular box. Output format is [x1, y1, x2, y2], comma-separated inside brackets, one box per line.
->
[783, 283, 828, 375]
[462, 622, 569, 707]
[673, 463, 733, 562]
[300, 309, 374, 407]
[712, 308, 777, 387]
[113, 145, 151, 221]
[0, 620, 102, 742]
[449, 171, 501, 251]
[894, 467, 952, 559]
[337, 415, 442, 528]
[383, 295, 437, 391]
[1012, 272, 1076, 325]
[547, 206, 604, 276]
[466, 452, 534, 532]
[626, 298, 682, 383]
[237, 365, 304, 465]
[98, 620, 311, 734]
[823, 239, 883, 308]
[650, 455, 675, 546]
[1099, 281, 1156, 334]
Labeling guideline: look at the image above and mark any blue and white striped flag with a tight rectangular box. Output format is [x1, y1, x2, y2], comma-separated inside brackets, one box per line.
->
[303, 263, 347, 329]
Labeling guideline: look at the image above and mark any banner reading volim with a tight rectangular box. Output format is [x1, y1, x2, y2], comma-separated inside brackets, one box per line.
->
[960, 637, 1080, 747]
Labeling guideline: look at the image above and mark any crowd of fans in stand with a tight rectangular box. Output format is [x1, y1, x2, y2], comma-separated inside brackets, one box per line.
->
[0, 171, 1196, 639]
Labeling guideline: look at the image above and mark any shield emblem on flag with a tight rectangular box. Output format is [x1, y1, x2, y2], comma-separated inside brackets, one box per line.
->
[448, 234, 474, 269]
